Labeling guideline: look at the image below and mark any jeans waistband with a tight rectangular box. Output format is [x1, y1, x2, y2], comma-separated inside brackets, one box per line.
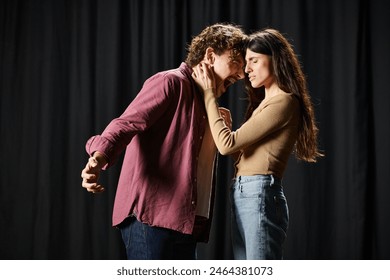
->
[234, 174, 282, 186]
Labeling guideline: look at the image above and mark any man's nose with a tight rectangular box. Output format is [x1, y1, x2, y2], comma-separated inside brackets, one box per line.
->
[237, 65, 245, 80]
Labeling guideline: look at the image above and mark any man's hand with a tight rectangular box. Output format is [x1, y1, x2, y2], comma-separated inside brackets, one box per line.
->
[81, 153, 106, 193]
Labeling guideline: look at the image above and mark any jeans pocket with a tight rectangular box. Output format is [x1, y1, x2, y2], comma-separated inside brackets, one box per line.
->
[272, 194, 289, 233]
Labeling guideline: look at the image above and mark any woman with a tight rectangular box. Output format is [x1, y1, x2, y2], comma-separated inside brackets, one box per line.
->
[192, 28, 323, 259]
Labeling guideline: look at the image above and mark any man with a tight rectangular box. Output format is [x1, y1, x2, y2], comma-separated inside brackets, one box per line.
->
[81, 23, 247, 259]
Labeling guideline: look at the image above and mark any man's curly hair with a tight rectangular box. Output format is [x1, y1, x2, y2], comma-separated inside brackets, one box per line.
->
[185, 23, 248, 67]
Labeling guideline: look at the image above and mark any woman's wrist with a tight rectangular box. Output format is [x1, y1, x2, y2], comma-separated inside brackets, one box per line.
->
[204, 88, 216, 97]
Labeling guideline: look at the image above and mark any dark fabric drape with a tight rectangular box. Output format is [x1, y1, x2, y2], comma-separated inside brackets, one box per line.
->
[1, 0, 389, 259]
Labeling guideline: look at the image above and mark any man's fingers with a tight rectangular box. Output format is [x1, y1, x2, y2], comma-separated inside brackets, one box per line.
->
[81, 171, 96, 181]
[85, 185, 105, 194]
[82, 179, 105, 193]
[81, 157, 101, 179]
[81, 177, 96, 189]
[88, 157, 99, 168]
[81, 157, 105, 194]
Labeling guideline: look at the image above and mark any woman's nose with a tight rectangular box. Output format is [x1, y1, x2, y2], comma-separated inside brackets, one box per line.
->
[244, 64, 250, 74]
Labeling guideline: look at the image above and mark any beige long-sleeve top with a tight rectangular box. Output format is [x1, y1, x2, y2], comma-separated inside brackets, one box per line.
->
[204, 90, 300, 179]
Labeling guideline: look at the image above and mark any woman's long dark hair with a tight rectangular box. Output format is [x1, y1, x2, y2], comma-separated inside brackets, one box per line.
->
[244, 28, 323, 162]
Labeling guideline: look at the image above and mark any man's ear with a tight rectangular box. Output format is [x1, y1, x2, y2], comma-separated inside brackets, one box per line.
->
[203, 47, 215, 65]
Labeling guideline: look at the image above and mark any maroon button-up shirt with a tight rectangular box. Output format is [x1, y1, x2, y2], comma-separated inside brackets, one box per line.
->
[86, 63, 215, 240]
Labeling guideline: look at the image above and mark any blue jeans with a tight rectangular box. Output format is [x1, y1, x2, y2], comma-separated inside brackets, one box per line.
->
[119, 217, 197, 260]
[230, 175, 289, 260]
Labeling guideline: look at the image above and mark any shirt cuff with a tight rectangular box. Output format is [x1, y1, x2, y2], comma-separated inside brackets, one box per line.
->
[85, 136, 114, 169]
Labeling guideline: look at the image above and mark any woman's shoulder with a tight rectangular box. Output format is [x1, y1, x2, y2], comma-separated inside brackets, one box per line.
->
[262, 92, 298, 109]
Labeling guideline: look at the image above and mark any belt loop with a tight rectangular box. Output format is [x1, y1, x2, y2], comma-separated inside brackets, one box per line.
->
[237, 176, 242, 192]
[270, 174, 275, 185]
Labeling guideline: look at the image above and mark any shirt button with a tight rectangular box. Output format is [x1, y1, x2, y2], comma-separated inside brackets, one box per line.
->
[200, 136, 203, 140]
[191, 201, 195, 205]
[203, 115, 206, 119]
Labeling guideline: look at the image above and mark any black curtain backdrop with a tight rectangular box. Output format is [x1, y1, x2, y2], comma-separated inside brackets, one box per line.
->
[1, 0, 389, 260]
